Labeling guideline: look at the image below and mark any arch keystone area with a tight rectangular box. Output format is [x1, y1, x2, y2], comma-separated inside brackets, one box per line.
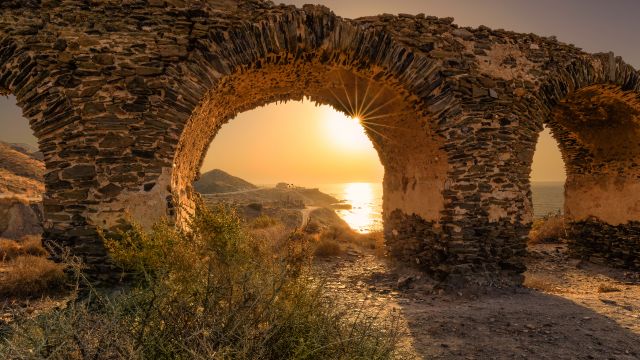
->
[1, 1, 639, 284]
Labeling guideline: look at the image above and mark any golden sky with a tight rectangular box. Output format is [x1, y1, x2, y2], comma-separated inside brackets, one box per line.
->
[202, 101, 384, 185]
[202, 102, 566, 184]
[204, 100, 569, 184]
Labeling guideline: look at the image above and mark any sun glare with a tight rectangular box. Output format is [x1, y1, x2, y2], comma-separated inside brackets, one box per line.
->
[338, 182, 379, 233]
[324, 108, 371, 151]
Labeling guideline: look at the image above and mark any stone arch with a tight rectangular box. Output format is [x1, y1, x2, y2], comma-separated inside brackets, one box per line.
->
[518, 54, 640, 268]
[163, 7, 456, 272]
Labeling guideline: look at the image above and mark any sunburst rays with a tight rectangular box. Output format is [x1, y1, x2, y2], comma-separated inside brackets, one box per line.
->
[327, 72, 408, 143]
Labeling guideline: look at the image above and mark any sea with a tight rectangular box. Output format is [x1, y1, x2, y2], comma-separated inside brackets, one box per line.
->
[319, 181, 564, 233]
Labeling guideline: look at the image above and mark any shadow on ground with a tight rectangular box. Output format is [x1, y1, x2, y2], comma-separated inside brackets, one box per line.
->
[316, 250, 640, 360]
[398, 289, 639, 359]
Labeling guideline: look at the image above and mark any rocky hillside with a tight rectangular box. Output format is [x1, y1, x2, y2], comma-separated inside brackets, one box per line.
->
[203, 186, 341, 208]
[0, 141, 44, 239]
[0, 141, 44, 198]
[194, 169, 258, 194]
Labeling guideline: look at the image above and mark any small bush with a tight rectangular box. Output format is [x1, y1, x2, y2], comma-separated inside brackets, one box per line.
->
[0, 202, 400, 359]
[0, 238, 22, 261]
[529, 214, 565, 244]
[20, 235, 48, 257]
[314, 239, 343, 257]
[319, 225, 356, 244]
[0, 255, 66, 298]
[0, 237, 48, 261]
[250, 214, 279, 229]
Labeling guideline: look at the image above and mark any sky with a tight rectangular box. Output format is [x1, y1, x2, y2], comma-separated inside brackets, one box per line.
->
[1, 0, 638, 184]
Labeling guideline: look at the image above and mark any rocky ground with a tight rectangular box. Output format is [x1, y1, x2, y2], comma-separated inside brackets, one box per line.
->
[315, 242, 640, 360]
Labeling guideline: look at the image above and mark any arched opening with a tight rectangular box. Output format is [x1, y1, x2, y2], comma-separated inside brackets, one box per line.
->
[530, 127, 566, 218]
[195, 100, 385, 234]
[536, 83, 640, 268]
[171, 63, 450, 267]
[0, 95, 44, 240]
[527, 126, 567, 245]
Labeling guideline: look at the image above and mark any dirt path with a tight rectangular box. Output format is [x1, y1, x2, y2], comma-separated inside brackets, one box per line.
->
[299, 206, 319, 227]
[314, 243, 640, 359]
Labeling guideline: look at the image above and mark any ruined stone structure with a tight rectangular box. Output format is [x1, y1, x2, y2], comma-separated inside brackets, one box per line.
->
[1, 0, 639, 284]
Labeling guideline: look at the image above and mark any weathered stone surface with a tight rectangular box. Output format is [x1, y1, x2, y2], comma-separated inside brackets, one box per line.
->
[567, 219, 640, 270]
[0, 197, 42, 240]
[61, 165, 96, 180]
[1, 0, 639, 285]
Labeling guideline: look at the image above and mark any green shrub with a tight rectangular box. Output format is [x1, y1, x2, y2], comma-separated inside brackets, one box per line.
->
[0, 203, 400, 359]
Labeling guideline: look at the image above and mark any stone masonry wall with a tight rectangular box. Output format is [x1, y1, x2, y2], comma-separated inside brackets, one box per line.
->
[0, 0, 639, 285]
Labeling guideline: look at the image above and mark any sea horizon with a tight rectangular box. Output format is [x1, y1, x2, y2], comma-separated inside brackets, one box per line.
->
[317, 181, 565, 232]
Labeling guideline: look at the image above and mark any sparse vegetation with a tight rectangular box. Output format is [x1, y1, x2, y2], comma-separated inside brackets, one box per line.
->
[19, 235, 49, 257]
[0, 203, 400, 359]
[314, 238, 344, 257]
[0, 236, 66, 298]
[0, 255, 66, 298]
[529, 213, 566, 244]
[0, 236, 49, 261]
[318, 224, 357, 244]
[250, 214, 280, 229]
[0, 238, 22, 261]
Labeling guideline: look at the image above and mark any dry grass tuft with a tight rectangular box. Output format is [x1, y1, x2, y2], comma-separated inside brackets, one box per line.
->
[0, 238, 23, 261]
[314, 238, 343, 257]
[20, 235, 48, 257]
[306, 225, 388, 259]
[0, 236, 47, 261]
[0, 255, 66, 298]
[529, 214, 566, 244]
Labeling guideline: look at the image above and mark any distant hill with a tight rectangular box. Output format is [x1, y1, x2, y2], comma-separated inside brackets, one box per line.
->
[194, 169, 258, 194]
[202, 184, 341, 210]
[7, 142, 44, 161]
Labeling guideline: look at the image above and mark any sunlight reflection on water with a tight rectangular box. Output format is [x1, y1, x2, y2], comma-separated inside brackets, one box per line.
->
[319, 182, 564, 232]
[320, 182, 383, 233]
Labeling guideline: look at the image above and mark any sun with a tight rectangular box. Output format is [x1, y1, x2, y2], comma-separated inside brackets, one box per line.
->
[323, 108, 371, 151]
